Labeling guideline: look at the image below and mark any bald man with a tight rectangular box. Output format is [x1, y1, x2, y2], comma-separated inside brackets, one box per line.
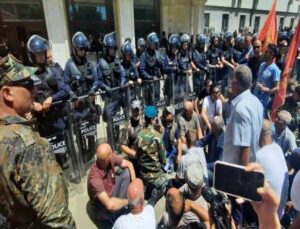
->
[256, 119, 288, 219]
[177, 101, 203, 162]
[87, 143, 136, 224]
[113, 179, 156, 229]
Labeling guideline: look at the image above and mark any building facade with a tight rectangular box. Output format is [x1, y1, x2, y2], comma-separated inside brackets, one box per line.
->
[0, 0, 299, 67]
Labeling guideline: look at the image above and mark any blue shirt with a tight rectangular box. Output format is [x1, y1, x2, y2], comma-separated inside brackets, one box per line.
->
[223, 89, 263, 164]
[253, 62, 280, 108]
[272, 126, 297, 158]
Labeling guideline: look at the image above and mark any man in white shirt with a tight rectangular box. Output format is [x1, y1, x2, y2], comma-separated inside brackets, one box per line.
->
[113, 178, 156, 229]
[201, 84, 222, 130]
[256, 119, 289, 219]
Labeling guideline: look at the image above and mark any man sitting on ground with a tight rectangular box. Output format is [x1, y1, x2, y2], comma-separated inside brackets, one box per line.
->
[113, 178, 156, 229]
[179, 164, 210, 228]
[87, 143, 136, 224]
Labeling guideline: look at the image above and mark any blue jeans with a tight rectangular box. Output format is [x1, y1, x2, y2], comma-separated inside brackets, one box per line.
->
[163, 147, 177, 172]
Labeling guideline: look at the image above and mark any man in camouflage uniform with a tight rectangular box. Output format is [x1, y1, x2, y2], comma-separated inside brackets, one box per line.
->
[0, 55, 75, 228]
[135, 106, 167, 206]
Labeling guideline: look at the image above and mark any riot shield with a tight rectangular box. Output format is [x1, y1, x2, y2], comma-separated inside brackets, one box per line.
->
[191, 71, 205, 100]
[39, 101, 84, 183]
[105, 84, 131, 152]
[173, 72, 186, 114]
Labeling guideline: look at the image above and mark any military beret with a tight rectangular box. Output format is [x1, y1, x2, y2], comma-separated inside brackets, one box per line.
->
[144, 106, 157, 119]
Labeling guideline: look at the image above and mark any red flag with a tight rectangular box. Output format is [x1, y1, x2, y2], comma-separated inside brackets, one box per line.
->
[271, 19, 300, 121]
[258, 0, 278, 51]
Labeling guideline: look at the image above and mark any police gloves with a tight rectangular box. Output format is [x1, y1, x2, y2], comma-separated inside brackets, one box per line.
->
[69, 92, 78, 102]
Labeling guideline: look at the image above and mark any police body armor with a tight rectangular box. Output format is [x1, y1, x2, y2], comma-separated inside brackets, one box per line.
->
[33, 66, 66, 137]
[178, 51, 191, 72]
[67, 59, 94, 96]
[163, 53, 178, 102]
[145, 50, 161, 78]
[209, 49, 219, 65]
[193, 49, 207, 70]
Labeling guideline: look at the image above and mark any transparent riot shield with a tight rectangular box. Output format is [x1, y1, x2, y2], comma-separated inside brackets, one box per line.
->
[208, 67, 217, 84]
[39, 101, 84, 183]
[225, 67, 234, 96]
[173, 72, 186, 114]
[190, 71, 205, 101]
[105, 85, 131, 152]
[66, 93, 103, 176]
[155, 76, 167, 112]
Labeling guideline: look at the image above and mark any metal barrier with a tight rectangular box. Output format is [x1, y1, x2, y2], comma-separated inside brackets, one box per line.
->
[35, 72, 203, 183]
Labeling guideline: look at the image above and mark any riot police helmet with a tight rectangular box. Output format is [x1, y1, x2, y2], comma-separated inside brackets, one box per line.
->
[103, 32, 117, 49]
[278, 31, 289, 42]
[168, 34, 180, 49]
[147, 32, 159, 48]
[72, 31, 90, 50]
[180, 33, 191, 44]
[27, 35, 48, 64]
[223, 32, 233, 41]
[137, 38, 146, 49]
[121, 41, 134, 56]
[196, 34, 207, 44]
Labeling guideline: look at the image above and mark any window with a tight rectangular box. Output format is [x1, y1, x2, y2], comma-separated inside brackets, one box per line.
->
[0, 1, 44, 20]
[239, 15, 246, 31]
[65, 0, 114, 39]
[254, 16, 260, 33]
[290, 18, 295, 29]
[222, 14, 229, 33]
[204, 13, 210, 28]
[134, 0, 160, 39]
[279, 17, 284, 30]
[67, 0, 107, 22]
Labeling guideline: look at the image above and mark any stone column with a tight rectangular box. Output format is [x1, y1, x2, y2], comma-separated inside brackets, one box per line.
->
[42, 0, 71, 67]
[160, 0, 169, 35]
[191, 0, 207, 40]
[113, 0, 135, 49]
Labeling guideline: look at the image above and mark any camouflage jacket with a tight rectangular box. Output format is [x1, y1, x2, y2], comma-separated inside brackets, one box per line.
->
[136, 125, 166, 184]
[0, 115, 75, 228]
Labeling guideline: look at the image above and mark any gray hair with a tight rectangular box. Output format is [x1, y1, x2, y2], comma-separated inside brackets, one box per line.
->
[233, 65, 252, 91]
[212, 115, 225, 131]
[128, 193, 144, 208]
[278, 110, 292, 125]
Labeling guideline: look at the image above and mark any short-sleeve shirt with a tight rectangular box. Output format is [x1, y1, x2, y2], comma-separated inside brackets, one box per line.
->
[272, 126, 297, 158]
[179, 184, 209, 225]
[202, 96, 222, 122]
[87, 154, 123, 203]
[178, 112, 200, 137]
[176, 147, 208, 180]
[256, 142, 289, 219]
[253, 62, 280, 108]
[222, 89, 263, 164]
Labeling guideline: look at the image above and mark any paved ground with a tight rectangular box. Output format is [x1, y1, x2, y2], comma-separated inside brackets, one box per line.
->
[68, 175, 166, 229]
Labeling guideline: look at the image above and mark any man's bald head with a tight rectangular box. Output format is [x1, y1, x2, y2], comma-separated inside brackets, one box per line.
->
[127, 178, 144, 209]
[184, 101, 193, 111]
[96, 143, 112, 160]
[166, 188, 185, 227]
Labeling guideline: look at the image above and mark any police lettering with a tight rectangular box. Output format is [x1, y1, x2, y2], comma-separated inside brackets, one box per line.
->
[112, 114, 126, 123]
[81, 124, 96, 134]
[51, 140, 66, 150]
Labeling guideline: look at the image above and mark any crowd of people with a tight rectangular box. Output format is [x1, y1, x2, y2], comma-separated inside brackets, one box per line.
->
[0, 26, 300, 229]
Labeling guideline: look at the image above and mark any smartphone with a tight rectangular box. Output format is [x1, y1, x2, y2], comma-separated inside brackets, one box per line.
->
[213, 161, 265, 201]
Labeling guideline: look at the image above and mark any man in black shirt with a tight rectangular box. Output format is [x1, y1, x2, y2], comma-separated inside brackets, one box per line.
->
[248, 39, 263, 90]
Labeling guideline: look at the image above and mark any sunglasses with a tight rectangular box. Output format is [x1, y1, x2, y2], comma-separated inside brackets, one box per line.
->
[212, 91, 220, 94]
[6, 79, 35, 90]
[254, 46, 261, 49]
[78, 47, 87, 51]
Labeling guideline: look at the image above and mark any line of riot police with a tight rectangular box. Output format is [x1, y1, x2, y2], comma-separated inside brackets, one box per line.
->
[26, 30, 242, 180]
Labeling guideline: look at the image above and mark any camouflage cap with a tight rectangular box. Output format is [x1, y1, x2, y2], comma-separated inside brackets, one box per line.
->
[0, 54, 37, 86]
